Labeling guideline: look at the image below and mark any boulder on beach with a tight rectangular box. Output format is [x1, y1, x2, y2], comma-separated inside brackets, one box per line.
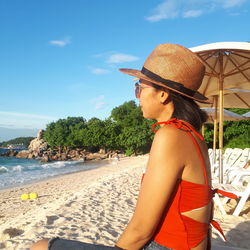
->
[0, 149, 18, 157]
[40, 155, 50, 162]
[16, 129, 48, 159]
[28, 129, 48, 153]
[11, 129, 110, 162]
[16, 150, 30, 158]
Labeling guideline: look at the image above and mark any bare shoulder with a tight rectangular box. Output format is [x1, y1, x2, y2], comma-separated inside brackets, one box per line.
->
[152, 124, 188, 149]
[149, 125, 189, 170]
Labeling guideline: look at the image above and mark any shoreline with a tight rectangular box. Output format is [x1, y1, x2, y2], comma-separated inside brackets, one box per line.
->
[0, 157, 112, 192]
[0, 156, 135, 195]
[0, 155, 249, 249]
[0, 155, 148, 249]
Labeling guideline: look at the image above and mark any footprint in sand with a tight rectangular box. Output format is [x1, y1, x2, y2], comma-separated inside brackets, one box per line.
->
[46, 215, 59, 225]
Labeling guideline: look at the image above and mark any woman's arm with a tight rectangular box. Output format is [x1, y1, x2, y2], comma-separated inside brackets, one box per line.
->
[115, 126, 186, 249]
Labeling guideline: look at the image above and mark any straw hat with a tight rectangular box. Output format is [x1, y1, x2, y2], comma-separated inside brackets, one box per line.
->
[119, 43, 210, 103]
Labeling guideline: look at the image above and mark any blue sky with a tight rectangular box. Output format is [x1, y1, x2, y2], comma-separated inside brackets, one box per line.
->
[0, 0, 249, 141]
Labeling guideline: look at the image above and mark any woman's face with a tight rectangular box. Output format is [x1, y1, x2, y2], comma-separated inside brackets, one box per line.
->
[137, 80, 164, 120]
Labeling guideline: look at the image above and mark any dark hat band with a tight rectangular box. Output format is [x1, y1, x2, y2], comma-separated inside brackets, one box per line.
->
[141, 67, 196, 97]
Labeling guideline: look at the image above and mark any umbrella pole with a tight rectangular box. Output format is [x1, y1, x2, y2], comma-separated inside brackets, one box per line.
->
[213, 96, 218, 165]
[201, 125, 205, 136]
[218, 52, 224, 183]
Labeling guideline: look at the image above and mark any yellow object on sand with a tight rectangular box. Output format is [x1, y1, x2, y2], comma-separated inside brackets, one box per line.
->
[29, 193, 38, 199]
[21, 193, 29, 200]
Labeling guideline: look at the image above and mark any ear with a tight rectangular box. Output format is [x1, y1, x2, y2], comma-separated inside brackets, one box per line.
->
[159, 90, 170, 104]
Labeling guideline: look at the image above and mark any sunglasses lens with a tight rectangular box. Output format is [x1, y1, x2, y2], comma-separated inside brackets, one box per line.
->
[135, 83, 140, 98]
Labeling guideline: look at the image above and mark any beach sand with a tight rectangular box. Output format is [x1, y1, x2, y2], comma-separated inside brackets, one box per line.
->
[0, 155, 249, 250]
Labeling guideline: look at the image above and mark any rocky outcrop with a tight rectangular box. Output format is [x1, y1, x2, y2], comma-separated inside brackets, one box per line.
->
[16, 150, 30, 158]
[15, 129, 49, 160]
[28, 129, 48, 153]
[4, 129, 124, 162]
[1, 149, 18, 157]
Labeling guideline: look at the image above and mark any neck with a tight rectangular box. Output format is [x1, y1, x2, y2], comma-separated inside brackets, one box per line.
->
[156, 102, 174, 126]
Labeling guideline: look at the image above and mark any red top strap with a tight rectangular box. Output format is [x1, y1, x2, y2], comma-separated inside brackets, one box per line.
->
[152, 118, 208, 184]
[152, 118, 204, 140]
[213, 189, 238, 199]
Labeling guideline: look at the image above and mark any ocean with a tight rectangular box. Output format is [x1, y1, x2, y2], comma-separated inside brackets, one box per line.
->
[0, 149, 107, 190]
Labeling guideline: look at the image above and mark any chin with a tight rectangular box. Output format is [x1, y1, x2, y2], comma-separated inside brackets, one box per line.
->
[142, 112, 154, 119]
[141, 107, 155, 119]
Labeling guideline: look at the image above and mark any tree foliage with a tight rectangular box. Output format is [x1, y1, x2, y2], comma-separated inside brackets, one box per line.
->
[0, 137, 35, 148]
[203, 108, 250, 149]
[40, 105, 249, 155]
[42, 101, 154, 155]
[111, 100, 144, 127]
[44, 117, 87, 149]
[111, 101, 154, 155]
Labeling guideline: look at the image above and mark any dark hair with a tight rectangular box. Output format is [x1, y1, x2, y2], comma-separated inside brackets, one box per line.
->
[169, 90, 208, 131]
[150, 82, 207, 131]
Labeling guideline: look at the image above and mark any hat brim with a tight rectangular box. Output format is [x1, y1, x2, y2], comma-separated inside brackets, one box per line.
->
[119, 68, 212, 104]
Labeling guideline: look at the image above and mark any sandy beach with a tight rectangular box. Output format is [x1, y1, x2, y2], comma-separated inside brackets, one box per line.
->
[0, 155, 249, 250]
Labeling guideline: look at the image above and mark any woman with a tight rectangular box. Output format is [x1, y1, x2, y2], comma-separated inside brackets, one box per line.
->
[31, 44, 218, 250]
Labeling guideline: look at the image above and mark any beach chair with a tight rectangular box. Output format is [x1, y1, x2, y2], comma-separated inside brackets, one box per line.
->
[213, 179, 250, 216]
[223, 148, 234, 163]
[229, 171, 250, 186]
[210, 149, 220, 172]
[211, 148, 235, 175]
[226, 161, 250, 186]
[225, 148, 243, 166]
[208, 148, 213, 164]
[208, 148, 213, 156]
[226, 148, 250, 184]
[212, 148, 234, 173]
[212, 148, 244, 181]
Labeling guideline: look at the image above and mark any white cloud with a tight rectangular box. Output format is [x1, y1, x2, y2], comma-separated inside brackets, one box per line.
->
[146, 0, 179, 22]
[107, 53, 139, 64]
[92, 51, 114, 58]
[95, 101, 106, 110]
[49, 37, 71, 47]
[89, 96, 107, 110]
[91, 68, 110, 75]
[222, 0, 246, 8]
[0, 111, 57, 129]
[183, 9, 203, 18]
[146, 0, 247, 22]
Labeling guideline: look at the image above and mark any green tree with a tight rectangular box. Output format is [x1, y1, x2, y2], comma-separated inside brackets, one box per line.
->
[203, 124, 215, 148]
[111, 100, 154, 155]
[83, 118, 106, 151]
[118, 119, 153, 155]
[66, 122, 87, 148]
[0, 137, 35, 148]
[223, 108, 250, 148]
[44, 117, 86, 149]
[202, 108, 250, 149]
[102, 118, 121, 151]
[111, 100, 144, 127]
[40, 101, 250, 156]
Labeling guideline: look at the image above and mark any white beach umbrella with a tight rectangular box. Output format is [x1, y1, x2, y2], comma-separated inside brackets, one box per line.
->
[202, 108, 246, 122]
[201, 106, 248, 164]
[200, 89, 250, 165]
[191, 42, 250, 183]
[243, 111, 250, 118]
[200, 89, 250, 157]
[203, 90, 250, 109]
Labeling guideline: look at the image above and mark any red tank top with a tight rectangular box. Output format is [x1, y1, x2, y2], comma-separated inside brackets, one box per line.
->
[142, 119, 235, 250]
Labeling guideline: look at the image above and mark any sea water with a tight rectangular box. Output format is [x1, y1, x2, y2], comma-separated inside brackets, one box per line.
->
[0, 152, 106, 190]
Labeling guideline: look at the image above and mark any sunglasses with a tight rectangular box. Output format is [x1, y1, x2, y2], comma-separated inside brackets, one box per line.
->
[134, 81, 163, 99]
